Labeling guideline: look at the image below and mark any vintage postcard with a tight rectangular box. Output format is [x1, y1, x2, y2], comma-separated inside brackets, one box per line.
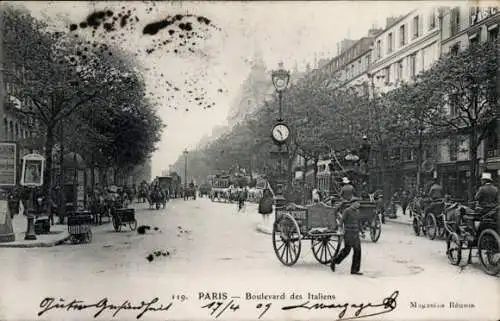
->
[0, 1, 499, 320]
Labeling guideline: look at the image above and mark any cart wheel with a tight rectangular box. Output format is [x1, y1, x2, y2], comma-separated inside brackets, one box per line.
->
[85, 230, 93, 243]
[478, 229, 500, 276]
[370, 214, 382, 242]
[272, 213, 301, 266]
[311, 235, 341, 264]
[112, 216, 121, 232]
[425, 213, 438, 240]
[446, 232, 463, 266]
[412, 217, 420, 236]
[129, 220, 138, 231]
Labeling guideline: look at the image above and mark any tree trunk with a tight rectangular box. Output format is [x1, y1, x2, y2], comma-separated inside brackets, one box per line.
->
[416, 132, 424, 192]
[43, 125, 55, 199]
[301, 156, 308, 203]
[469, 131, 479, 201]
[378, 144, 389, 205]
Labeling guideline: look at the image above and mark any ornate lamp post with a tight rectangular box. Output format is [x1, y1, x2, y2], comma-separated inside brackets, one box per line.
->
[183, 149, 188, 189]
[270, 62, 291, 207]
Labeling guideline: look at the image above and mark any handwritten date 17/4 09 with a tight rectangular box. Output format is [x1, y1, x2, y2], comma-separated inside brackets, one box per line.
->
[201, 300, 273, 319]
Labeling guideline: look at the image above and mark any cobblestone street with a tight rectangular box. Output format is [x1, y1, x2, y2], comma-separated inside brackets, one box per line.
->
[1, 198, 498, 320]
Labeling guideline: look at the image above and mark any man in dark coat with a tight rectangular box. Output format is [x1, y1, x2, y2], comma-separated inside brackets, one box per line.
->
[330, 199, 362, 275]
[475, 172, 498, 212]
[428, 179, 443, 200]
[425, 178, 444, 215]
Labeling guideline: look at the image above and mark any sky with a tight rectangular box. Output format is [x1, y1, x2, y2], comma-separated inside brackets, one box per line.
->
[18, 1, 455, 177]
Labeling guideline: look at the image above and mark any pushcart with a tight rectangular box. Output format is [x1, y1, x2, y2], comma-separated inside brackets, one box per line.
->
[112, 208, 137, 232]
[272, 202, 342, 266]
[67, 211, 93, 244]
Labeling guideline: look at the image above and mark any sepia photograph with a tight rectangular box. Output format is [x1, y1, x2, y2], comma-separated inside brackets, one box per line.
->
[0, 1, 499, 320]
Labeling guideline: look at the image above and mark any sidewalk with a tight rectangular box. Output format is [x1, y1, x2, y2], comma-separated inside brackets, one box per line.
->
[0, 214, 69, 248]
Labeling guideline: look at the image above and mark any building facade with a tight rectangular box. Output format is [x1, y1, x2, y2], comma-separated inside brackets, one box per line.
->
[0, 15, 32, 143]
[437, 5, 500, 198]
[366, 8, 442, 192]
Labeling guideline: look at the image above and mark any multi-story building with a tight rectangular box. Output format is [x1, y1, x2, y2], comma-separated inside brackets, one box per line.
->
[293, 28, 382, 194]
[226, 49, 274, 128]
[0, 22, 32, 143]
[436, 5, 500, 198]
[367, 8, 442, 191]
[369, 9, 441, 93]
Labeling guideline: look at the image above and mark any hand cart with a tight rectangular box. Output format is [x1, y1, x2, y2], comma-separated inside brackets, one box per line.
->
[112, 208, 137, 232]
[67, 211, 93, 244]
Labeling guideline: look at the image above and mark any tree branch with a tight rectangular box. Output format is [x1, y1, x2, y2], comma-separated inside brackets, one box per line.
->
[54, 91, 98, 123]
[30, 97, 50, 125]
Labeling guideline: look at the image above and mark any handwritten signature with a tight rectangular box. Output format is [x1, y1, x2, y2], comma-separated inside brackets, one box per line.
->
[38, 297, 173, 319]
[281, 290, 399, 320]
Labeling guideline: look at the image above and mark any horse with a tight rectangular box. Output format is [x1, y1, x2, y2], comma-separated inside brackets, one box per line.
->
[149, 188, 166, 209]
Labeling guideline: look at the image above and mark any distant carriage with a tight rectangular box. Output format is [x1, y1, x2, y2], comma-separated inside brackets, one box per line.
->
[184, 183, 197, 200]
[209, 174, 231, 202]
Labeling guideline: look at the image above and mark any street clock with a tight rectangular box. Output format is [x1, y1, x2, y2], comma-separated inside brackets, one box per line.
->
[271, 122, 290, 144]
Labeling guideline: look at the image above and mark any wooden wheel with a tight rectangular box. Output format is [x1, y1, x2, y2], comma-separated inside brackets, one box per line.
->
[412, 217, 421, 236]
[129, 220, 138, 231]
[446, 232, 463, 266]
[311, 235, 341, 264]
[425, 213, 438, 240]
[370, 214, 382, 242]
[478, 229, 500, 276]
[112, 215, 121, 232]
[272, 213, 302, 266]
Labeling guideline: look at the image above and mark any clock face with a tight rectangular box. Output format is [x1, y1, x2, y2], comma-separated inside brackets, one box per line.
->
[272, 124, 290, 142]
[275, 78, 286, 88]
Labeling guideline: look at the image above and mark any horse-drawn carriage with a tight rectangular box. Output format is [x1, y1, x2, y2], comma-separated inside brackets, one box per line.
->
[444, 203, 500, 276]
[209, 174, 231, 202]
[272, 200, 382, 266]
[183, 183, 197, 200]
[198, 183, 212, 198]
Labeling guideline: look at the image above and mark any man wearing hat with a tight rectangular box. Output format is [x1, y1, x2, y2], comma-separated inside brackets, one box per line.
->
[424, 177, 444, 216]
[340, 177, 356, 201]
[475, 172, 498, 213]
[330, 176, 363, 275]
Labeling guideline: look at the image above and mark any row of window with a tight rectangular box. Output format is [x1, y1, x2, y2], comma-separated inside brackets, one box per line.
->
[338, 54, 371, 83]
[3, 118, 31, 141]
[376, 41, 438, 85]
[470, 7, 498, 26]
[450, 6, 499, 37]
[375, 11, 437, 61]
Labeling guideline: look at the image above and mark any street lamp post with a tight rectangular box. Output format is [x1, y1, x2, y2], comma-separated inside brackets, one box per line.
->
[271, 62, 291, 207]
[183, 149, 188, 189]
